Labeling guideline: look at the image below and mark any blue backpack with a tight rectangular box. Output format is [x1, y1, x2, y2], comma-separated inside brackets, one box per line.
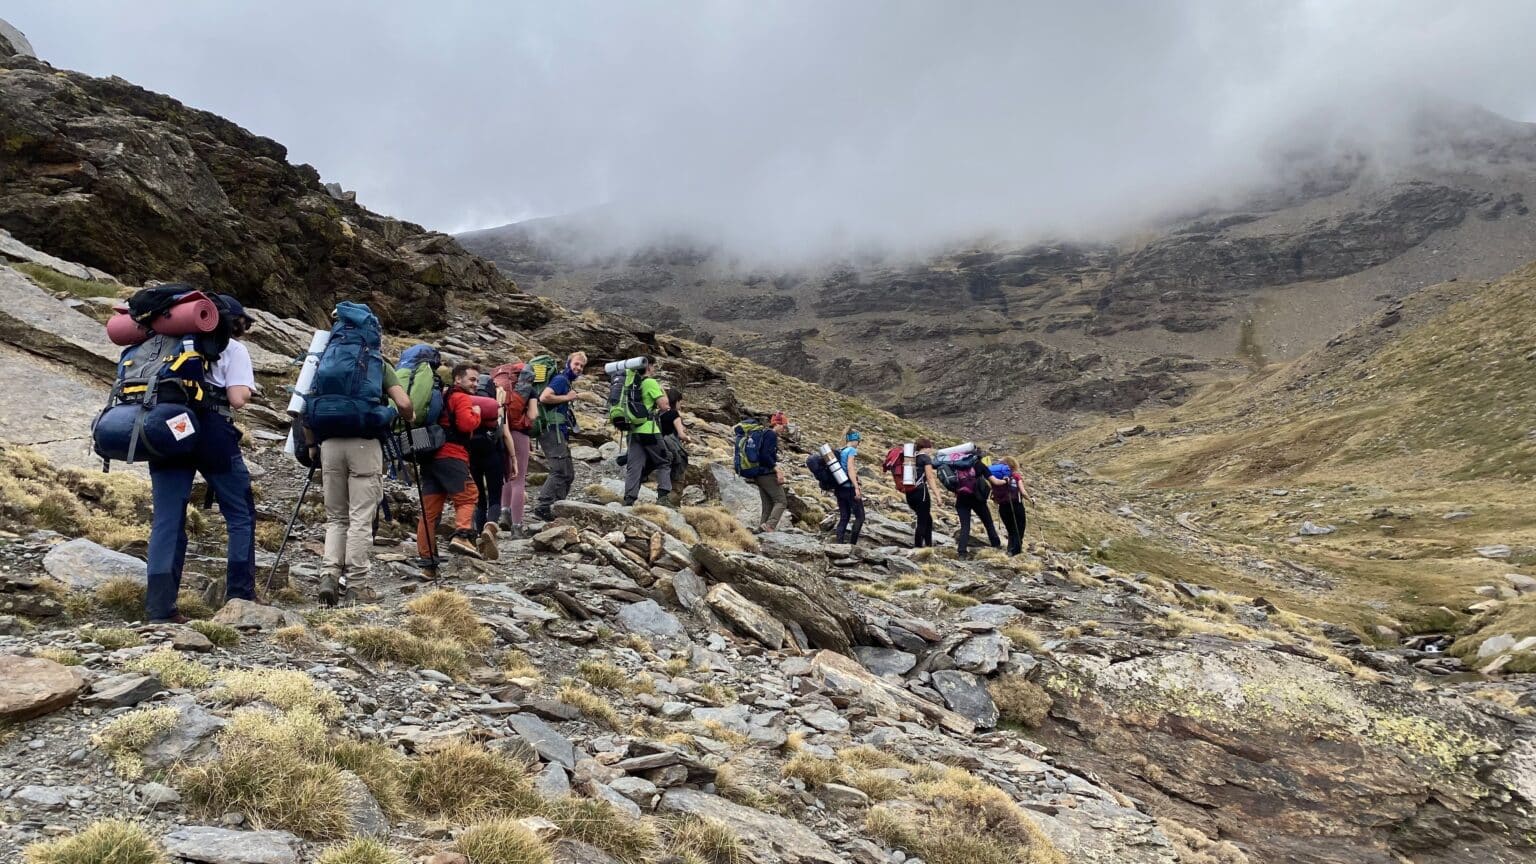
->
[733, 420, 769, 477]
[303, 302, 395, 441]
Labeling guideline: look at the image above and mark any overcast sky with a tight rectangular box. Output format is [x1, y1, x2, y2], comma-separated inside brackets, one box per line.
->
[8, 1, 1536, 259]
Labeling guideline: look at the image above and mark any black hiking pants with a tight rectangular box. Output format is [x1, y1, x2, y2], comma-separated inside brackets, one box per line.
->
[469, 434, 505, 531]
[835, 484, 865, 545]
[906, 487, 933, 547]
[955, 494, 1000, 556]
[998, 499, 1027, 555]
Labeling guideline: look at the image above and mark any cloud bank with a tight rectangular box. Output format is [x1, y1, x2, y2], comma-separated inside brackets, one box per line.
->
[9, 1, 1536, 259]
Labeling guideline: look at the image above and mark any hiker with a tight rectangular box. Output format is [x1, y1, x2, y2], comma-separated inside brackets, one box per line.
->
[469, 370, 506, 553]
[533, 351, 603, 521]
[834, 427, 865, 545]
[144, 295, 259, 623]
[736, 412, 788, 532]
[658, 386, 690, 506]
[303, 302, 413, 607]
[619, 356, 673, 506]
[897, 438, 940, 548]
[934, 442, 1000, 558]
[990, 456, 1029, 556]
[416, 362, 486, 574]
[493, 362, 537, 538]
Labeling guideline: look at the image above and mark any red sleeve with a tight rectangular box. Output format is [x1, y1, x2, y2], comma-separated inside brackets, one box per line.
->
[448, 391, 479, 435]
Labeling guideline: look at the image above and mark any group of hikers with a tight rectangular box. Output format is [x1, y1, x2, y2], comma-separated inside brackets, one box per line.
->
[93, 293, 1031, 621]
[730, 419, 1033, 558]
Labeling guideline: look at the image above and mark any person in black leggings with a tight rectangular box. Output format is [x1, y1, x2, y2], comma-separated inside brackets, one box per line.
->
[954, 465, 1001, 558]
[834, 428, 865, 544]
[990, 455, 1029, 555]
[904, 438, 940, 547]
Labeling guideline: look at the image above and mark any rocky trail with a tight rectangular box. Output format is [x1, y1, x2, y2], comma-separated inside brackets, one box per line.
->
[1, 236, 1535, 864]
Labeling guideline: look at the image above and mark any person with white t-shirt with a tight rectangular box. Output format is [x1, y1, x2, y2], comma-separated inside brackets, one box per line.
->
[143, 294, 259, 623]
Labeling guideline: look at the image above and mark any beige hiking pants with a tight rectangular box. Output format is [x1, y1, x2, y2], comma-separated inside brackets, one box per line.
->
[321, 437, 385, 580]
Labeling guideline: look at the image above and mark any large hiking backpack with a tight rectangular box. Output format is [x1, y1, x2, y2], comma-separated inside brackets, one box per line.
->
[884, 445, 920, 494]
[806, 453, 838, 491]
[492, 362, 533, 433]
[733, 420, 769, 477]
[608, 369, 652, 432]
[527, 355, 568, 437]
[933, 446, 982, 495]
[303, 302, 395, 442]
[394, 344, 446, 458]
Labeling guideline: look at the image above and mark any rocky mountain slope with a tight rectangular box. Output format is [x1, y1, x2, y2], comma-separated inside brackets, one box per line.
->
[460, 104, 1536, 441]
[0, 42, 505, 331]
[3, 226, 1536, 864]
[1040, 259, 1536, 674]
[1, 28, 1534, 864]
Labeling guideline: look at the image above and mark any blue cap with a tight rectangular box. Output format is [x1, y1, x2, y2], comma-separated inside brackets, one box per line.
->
[846, 430, 861, 442]
[217, 294, 248, 321]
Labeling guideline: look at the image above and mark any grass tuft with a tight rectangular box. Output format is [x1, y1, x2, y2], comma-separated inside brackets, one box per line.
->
[188, 620, 239, 647]
[82, 625, 143, 650]
[682, 506, 759, 552]
[95, 578, 147, 620]
[126, 649, 211, 689]
[406, 741, 542, 820]
[210, 668, 343, 719]
[92, 705, 181, 778]
[35, 647, 82, 666]
[22, 819, 166, 864]
[668, 815, 744, 864]
[314, 838, 407, 864]
[558, 683, 622, 729]
[989, 675, 1053, 728]
[543, 796, 660, 862]
[455, 817, 553, 864]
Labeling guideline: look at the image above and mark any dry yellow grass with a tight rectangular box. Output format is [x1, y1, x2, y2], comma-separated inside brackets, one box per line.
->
[0, 445, 152, 549]
[314, 838, 407, 864]
[455, 818, 553, 864]
[210, 669, 343, 719]
[668, 815, 744, 864]
[126, 649, 211, 689]
[406, 741, 542, 820]
[681, 506, 759, 552]
[558, 683, 623, 729]
[989, 675, 1053, 728]
[93, 706, 181, 778]
[22, 819, 166, 864]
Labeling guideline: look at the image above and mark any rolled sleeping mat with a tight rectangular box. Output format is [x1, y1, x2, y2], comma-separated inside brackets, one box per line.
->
[143, 291, 220, 336]
[471, 395, 500, 430]
[106, 312, 152, 346]
[934, 442, 977, 460]
[603, 356, 648, 375]
[285, 329, 333, 416]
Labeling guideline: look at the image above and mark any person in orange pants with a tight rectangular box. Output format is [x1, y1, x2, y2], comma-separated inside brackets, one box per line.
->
[416, 362, 485, 577]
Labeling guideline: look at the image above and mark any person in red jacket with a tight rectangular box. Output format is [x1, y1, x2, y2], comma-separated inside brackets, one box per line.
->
[417, 362, 485, 576]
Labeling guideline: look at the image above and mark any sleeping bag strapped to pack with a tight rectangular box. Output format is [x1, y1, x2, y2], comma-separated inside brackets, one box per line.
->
[302, 302, 396, 442]
[492, 362, 533, 433]
[91, 285, 230, 469]
[933, 443, 984, 496]
[883, 445, 921, 494]
[608, 369, 652, 432]
[395, 344, 446, 458]
[733, 419, 769, 477]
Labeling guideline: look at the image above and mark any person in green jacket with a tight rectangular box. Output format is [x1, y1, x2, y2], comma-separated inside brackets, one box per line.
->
[620, 356, 674, 506]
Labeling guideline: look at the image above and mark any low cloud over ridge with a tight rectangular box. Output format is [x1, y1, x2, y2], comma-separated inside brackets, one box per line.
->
[11, 1, 1536, 260]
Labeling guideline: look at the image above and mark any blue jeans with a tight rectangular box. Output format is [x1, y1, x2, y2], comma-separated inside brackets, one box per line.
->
[145, 415, 256, 620]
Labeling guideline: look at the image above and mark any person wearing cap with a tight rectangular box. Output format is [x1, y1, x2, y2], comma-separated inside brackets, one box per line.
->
[751, 412, 790, 532]
[144, 294, 260, 623]
[835, 427, 865, 545]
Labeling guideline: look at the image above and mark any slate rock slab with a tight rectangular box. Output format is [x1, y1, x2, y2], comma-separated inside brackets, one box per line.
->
[162, 826, 301, 864]
[0, 655, 86, 721]
[931, 669, 999, 729]
[42, 537, 147, 592]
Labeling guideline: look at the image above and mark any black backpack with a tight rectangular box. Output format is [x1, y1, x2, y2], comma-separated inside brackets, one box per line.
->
[806, 454, 839, 491]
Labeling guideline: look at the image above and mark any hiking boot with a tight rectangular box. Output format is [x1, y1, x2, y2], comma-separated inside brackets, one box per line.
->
[532, 505, 554, 523]
[477, 524, 500, 561]
[149, 613, 191, 625]
[498, 512, 513, 532]
[449, 534, 483, 559]
[420, 565, 439, 582]
[659, 493, 679, 510]
[317, 573, 341, 608]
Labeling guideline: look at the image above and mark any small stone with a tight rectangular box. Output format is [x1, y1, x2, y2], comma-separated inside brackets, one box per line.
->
[1478, 634, 1518, 659]
[960, 604, 1022, 628]
[83, 673, 163, 708]
[1297, 521, 1336, 537]
[798, 707, 850, 733]
[818, 782, 871, 808]
[141, 782, 181, 807]
[1477, 545, 1513, 559]
[172, 629, 215, 653]
[608, 776, 660, 809]
[520, 816, 562, 843]
[536, 763, 572, 799]
[510, 714, 578, 768]
[853, 647, 917, 678]
[1505, 573, 1536, 595]
[211, 599, 304, 630]
[593, 782, 644, 818]
[0, 655, 86, 722]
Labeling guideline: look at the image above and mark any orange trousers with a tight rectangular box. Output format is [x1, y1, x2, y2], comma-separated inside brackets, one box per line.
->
[417, 482, 478, 558]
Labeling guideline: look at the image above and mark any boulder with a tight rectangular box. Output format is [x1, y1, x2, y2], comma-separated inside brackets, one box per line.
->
[706, 583, 787, 649]
[952, 633, 1011, 675]
[552, 500, 694, 569]
[692, 545, 867, 653]
[705, 463, 765, 527]
[616, 599, 684, 639]
[931, 670, 999, 729]
[808, 651, 973, 736]
[961, 603, 1023, 628]
[0, 266, 120, 379]
[162, 826, 301, 864]
[659, 789, 840, 864]
[42, 538, 148, 593]
[0, 654, 86, 721]
[211, 599, 304, 630]
[852, 646, 917, 678]
[508, 714, 578, 768]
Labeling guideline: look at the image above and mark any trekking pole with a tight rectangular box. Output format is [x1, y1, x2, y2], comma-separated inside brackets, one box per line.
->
[266, 465, 317, 592]
[408, 457, 438, 585]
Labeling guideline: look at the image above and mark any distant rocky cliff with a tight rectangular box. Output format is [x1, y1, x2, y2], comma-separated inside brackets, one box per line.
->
[0, 51, 507, 330]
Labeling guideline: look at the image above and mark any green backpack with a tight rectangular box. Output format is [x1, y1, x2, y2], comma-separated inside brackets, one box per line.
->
[528, 355, 570, 437]
[608, 369, 652, 431]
